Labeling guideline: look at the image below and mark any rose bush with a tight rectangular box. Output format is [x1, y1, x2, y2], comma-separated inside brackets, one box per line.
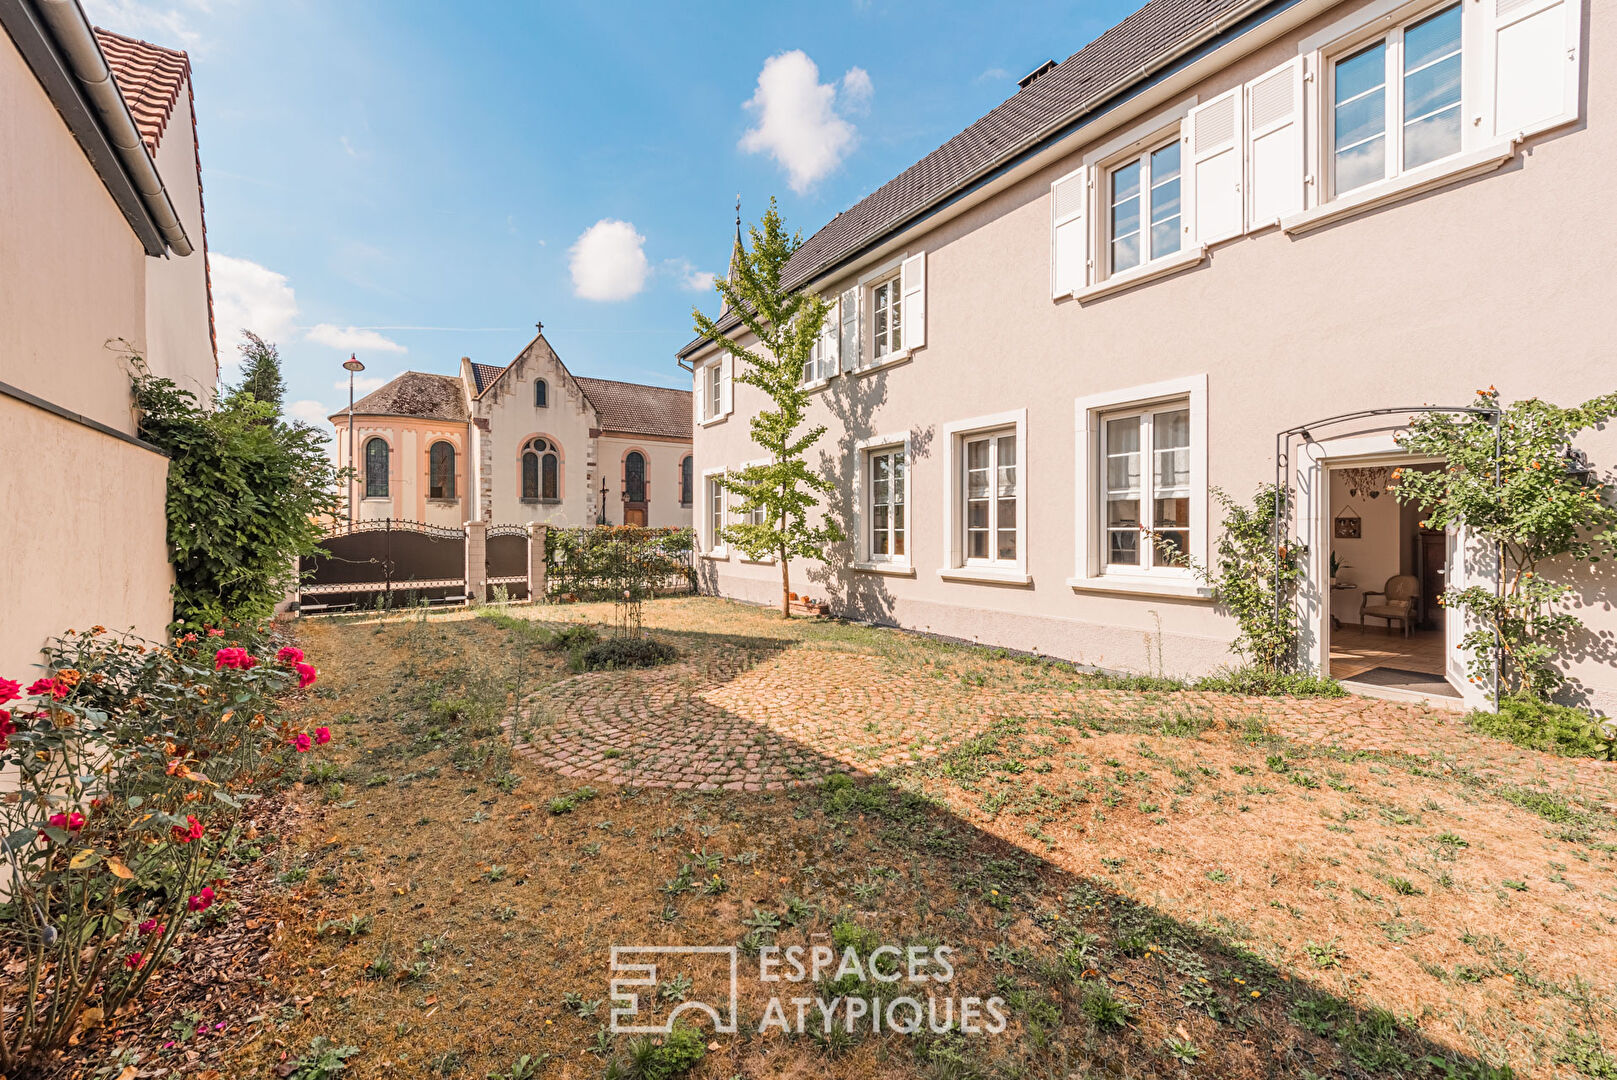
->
[0, 624, 323, 1071]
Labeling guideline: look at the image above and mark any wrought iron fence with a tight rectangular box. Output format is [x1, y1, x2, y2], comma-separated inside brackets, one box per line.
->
[543, 526, 696, 601]
[298, 518, 468, 611]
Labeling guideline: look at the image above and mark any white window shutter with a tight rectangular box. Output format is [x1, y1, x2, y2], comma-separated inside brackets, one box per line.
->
[1244, 58, 1304, 226]
[1050, 168, 1086, 298]
[1488, 0, 1581, 140]
[694, 363, 706, 421]
[839, 286, 863, 371]
[1188, 88, 1245, 245]
[720, 354, 734, 416]
[900, 252, 926, 349]
[824, 295, 841, 376]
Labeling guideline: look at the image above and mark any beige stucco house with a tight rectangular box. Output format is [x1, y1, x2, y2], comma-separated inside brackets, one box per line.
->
[1, 2, 214, 680]
[683, 0, 1614, 713]
[332, 330, 693, 530]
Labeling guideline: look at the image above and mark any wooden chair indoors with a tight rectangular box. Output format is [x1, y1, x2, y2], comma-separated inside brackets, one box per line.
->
[1360, 575, 1420, 637]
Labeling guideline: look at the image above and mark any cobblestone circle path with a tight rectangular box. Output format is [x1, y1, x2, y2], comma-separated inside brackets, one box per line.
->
[508, 623, 1617, 798]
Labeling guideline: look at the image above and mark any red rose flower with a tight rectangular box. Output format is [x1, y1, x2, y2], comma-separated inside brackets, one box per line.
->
[187, 886, 216, 912]
[171, 815, 204, 843]
[124, 951, 145, 970]
[292, 732, 312, 753]
[294, 662, 318, 689]
[0, 711, 14, 751]
[139, 918, 165, 936]
[276, 646, 305, 665]
[314, 726, 331, 745]
[27, 677, 68, 701]
[0, 679, 19, 704]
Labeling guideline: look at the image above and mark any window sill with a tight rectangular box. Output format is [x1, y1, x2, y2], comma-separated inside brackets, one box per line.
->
[700, 551, 729, 561]
[854, 561, 915, 577]
[1281, 141, 1517, 236]
[1067, 575, 1212, 601]
[1070, 246, 1207, 303]
[739, 555, 776, 565]
[521, 498, 562, 506]
[852, 349, 913, 377]
[427, 498, 458, 505]
[799, 377, 834, 394]
[698, 414, 728, 428]
[362, 496, 391, 503]
[938, 566, 1032, 586]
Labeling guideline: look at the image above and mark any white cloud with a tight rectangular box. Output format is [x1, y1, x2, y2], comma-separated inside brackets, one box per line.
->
[332, 374, 389, 394]
[306, 324, 407, 354]
[568, 219, 650, 301]
[664, 258, 717, 292]
[80, 0, 207, 49]
[285, 399, 334, 427]
[739, 51, 868, 193]
[211, 254, 298, 360]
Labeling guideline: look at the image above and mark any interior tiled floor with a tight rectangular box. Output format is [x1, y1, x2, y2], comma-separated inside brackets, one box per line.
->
[1329, 623, 1446, 679]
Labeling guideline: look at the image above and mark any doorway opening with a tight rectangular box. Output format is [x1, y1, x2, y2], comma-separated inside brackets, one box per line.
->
[1325, 462, 1458, 699]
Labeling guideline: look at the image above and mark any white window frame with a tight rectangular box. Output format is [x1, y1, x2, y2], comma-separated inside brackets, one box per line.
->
[853, 255, 911, 375]
[853, 431, 914, 575]
[939, 409, 1028, 585]
[702, 467, 727, 558]
[704, 361, 724, 422]
[1320, 0, 1466, 200]
[1100, 134, 1185, 280]
[1071, 375, 1210, 599]
[734, 458, 775, 564]
[800, 298, 839, 390]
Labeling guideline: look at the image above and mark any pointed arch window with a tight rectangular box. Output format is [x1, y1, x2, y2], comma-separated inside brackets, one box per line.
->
[522, 437, 559, 501]
[428, 441, 456, 500]
[364, 437, 389, 498]
[535, 379, 549, 408]
[624, 451, 647, 503]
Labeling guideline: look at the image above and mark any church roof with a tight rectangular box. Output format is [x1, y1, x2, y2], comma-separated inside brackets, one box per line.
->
[469, 362, 507, 394]
[574, 377, 692, 440]
[338, 372, 467, 423]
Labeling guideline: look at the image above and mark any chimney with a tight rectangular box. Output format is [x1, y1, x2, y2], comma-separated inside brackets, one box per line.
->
[1018, 60, 1057, 90]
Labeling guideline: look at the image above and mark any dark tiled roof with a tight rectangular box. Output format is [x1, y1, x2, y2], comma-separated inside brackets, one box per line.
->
[340, 372, 467, 423]
[575, 377, 692, 440]
[681, 0, 1256, 355]
[94, 29, 189, 154]
[470, 362, 507, 395]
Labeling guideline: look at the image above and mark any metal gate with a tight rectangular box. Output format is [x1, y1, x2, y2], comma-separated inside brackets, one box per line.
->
[487, 524, 531, 600]
[298, 519, 467, 612]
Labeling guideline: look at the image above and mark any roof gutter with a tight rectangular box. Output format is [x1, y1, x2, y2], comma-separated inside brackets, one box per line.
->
[1, 0, 193, 256]
[678, 0, 1301, 359]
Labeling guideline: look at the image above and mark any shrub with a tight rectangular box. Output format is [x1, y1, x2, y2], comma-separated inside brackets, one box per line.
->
[0, 626, 326, 1071]
[132, 363, 342, 629]
[1469, 695, 1616, 760]
[545, 527, 695, 602]
[576, 636, 678, 672]
[550, 624, 602, 652]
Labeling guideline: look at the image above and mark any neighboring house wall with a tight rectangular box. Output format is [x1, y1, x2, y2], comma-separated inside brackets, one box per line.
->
[476, 336, 600, 527]
[0, 33, 179, 679]
[598, 434, 693, 527]
[142, 81, 215, 401]
[692, 0, 1617, 711]
[332, 415, 470, 527]
[0, 33, 146, 434]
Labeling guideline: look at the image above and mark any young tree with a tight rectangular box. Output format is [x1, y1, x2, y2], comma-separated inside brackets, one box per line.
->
[1393, 387, 1617, 700]
[691, 199, 843, 617]
[234, 330, 285, 409]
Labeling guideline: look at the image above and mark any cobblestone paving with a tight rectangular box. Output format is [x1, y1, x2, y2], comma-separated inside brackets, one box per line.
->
[507, 627, 1617, 798]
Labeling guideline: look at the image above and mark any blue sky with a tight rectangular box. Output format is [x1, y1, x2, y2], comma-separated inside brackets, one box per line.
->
[83, 0, 1146, 425]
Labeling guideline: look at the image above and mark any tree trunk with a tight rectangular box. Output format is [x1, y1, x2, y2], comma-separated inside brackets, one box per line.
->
[780, 545, 791, 618]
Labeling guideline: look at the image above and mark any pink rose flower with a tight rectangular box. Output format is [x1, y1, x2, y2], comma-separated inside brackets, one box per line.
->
[171, 815, 204, 843]
[276, 646, 305, 665]
[314, 726, 331, 745]
[294, 662, 318, 689]
[292, 732, 312, 753]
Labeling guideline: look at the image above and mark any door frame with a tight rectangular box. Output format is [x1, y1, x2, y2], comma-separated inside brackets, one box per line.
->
[1289, 434, 1486, 705]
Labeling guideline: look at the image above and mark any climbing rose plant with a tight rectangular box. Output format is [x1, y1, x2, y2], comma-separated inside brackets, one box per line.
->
[0, 626, 325, 1071]
[1393, 387, 1617, 700]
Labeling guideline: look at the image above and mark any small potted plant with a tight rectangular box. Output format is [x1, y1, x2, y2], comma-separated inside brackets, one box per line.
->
[1330, 551, 1341, 587]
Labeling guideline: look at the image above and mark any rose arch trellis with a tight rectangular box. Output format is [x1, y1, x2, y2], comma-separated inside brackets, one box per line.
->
[1271, 404, 1502, 696]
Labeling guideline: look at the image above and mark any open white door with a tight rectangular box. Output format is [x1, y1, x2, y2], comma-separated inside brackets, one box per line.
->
[1445, 524, 1499, 710]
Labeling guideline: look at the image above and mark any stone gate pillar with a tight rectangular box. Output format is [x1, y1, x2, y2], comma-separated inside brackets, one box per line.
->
[527, 523, 548, 602]
[465, 520, 487, 603]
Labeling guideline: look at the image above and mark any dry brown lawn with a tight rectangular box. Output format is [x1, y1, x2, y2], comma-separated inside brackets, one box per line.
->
[215, 597, 1617, 1079]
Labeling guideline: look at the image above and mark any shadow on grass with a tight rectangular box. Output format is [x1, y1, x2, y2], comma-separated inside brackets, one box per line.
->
[494, 617, 1517, 1078]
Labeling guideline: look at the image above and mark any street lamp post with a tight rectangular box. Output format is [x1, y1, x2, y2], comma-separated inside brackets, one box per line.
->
[343, 354, 365, 524]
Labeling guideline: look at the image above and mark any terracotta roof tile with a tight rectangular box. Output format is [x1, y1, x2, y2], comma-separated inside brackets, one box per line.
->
[94, 28, 189, 154]
[470, 362, 507, 395]
[339, 372, 467, 423]
[575, 377, 692, 440]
